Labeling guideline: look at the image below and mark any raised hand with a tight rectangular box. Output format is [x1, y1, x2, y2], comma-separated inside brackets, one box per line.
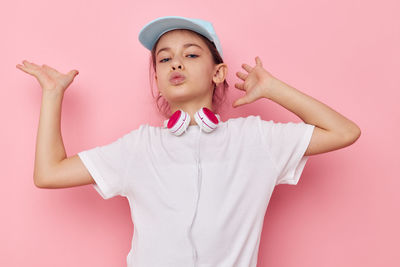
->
[16, 60, 79, 95]
[233, 56, 277, 108]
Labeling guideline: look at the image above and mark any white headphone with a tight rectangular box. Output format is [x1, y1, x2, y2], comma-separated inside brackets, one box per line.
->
[163, 107, 221, 136]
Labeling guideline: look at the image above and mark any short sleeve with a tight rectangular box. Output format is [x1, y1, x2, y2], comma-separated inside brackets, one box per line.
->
[77, 130, 139, 199]
[258, 117, 315, 186]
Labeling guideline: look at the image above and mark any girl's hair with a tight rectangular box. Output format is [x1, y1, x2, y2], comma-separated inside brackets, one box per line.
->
[148, 29, 229, 119]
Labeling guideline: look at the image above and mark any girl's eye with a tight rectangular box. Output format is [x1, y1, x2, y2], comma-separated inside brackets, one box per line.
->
[159, 54, 198, 63]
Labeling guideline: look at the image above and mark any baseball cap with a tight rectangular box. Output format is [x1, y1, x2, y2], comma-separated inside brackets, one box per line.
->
[138, 16, 223, 59]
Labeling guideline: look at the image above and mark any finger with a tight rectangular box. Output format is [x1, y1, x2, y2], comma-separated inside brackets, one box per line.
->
[232, 97, 248, 108]
[236, 71, 247, 81]
[23, 60, 40, 70]
[241, 63, 253, 73]
[255, 56, 263, 67]
[16, 63, 38, 76]
[234, 82, 245, 91]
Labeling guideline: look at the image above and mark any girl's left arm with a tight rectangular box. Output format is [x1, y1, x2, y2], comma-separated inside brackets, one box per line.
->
[233, 56, 361, 156]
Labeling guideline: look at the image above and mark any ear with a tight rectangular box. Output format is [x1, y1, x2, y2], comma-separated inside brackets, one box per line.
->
[212, 63, 228, 85]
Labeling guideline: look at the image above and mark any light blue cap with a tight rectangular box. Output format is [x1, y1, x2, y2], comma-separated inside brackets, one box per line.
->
[138, 16, 223, 59]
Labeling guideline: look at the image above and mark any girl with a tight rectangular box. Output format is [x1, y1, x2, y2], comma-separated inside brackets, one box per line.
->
[16, 16, 360, 267]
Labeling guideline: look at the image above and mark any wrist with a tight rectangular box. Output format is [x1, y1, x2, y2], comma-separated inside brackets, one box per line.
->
[42, 89, 64, 99]
[262, 78, 284, 100]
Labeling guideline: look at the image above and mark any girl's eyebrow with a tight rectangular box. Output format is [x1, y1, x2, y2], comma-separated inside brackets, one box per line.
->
[156, 43, 203, 56]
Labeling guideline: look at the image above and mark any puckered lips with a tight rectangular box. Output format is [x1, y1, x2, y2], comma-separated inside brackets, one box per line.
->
[169, 72, 186, 85]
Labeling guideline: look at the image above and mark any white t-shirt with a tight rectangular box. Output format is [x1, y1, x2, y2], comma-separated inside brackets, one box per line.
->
[77, 115, 315, 267]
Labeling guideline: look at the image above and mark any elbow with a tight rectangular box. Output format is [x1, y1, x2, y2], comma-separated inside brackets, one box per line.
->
[33, 168, 44, 188]
[33, 176, 43, 188]
[33, 175, 48, 188]
[343, 123, 361, 146]
[33, 163, 63, 189]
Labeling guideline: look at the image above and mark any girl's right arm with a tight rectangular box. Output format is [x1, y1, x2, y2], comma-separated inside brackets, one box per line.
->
[16, 60, 95, 188]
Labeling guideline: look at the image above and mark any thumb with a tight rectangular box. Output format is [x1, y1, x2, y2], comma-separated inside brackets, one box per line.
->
[68, 69, 79, 78]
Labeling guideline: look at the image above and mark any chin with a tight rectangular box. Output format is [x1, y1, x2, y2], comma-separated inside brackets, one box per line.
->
[165, 85, 189, 95]
[163, 84, 208, 101]
[165, 94, 193, 103]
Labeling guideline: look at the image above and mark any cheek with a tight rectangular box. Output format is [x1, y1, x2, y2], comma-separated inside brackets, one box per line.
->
[197, 66, 215, 84]
[155, 68, 164, 82]
[193, 62, 213, 77]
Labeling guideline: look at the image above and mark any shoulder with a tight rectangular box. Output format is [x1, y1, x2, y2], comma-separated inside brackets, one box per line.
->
[225, 115, 312, 137]
[221, 115, 264, 141]
[223, 115, 265, 130]
[119, 123, 151, 145]
[223, 114, 262, 125]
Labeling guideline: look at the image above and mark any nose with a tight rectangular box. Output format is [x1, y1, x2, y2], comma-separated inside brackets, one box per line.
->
[170, 56, 184, 70]
[172, 65, 182, 70]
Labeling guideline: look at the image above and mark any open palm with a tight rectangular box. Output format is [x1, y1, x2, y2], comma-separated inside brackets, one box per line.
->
[233, 56, 276, 108]
[16, 60, 79, 94]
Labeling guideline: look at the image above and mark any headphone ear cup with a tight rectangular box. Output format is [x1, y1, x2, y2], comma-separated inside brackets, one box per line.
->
[194, 107, 220, 133]
[164, 109, 191, 136]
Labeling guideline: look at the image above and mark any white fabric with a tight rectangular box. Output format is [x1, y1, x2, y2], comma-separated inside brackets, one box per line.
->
[77, 115, 315, 267]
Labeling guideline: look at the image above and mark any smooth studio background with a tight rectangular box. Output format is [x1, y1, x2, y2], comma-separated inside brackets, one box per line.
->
[2, 0, 398, 266]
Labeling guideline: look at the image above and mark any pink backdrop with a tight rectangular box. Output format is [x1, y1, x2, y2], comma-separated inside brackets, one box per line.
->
[2, 0, 398, 266]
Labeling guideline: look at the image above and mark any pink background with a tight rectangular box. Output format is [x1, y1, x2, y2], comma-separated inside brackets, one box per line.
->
[2, 0, 399, 266]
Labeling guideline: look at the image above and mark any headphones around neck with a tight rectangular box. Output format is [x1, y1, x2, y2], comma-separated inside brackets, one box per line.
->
[163, 107, 221, 136]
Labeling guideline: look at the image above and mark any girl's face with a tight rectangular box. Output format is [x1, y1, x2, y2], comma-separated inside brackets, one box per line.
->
[154, 29, 225, 111]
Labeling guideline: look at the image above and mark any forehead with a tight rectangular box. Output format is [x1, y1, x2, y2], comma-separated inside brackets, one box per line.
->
[155, 29, 207, 51]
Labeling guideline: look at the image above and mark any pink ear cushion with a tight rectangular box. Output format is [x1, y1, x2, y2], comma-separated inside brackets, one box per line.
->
[203, 107, 219, 124]
[167, 110, 181, 129]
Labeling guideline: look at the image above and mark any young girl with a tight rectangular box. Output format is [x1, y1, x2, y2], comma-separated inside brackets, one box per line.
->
[16, 16, 360, 267]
